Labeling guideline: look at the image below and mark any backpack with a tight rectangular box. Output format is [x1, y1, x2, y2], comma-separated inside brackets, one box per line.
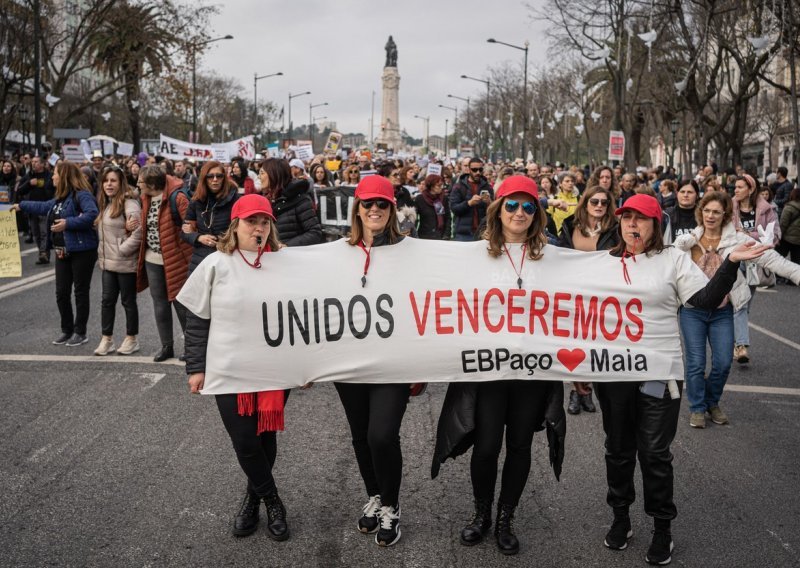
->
[168, 185, 193, 227]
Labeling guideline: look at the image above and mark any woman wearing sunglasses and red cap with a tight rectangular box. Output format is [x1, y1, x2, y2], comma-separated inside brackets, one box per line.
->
[334, 174, 409, 548]
[178, 194, 291, 542]
[596, 193, 768, 565]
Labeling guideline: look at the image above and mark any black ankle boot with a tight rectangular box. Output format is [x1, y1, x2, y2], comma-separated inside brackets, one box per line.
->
[580, 390, 597, 412]
[232, 488, 260, 537]
[460, 499, 492, 546]
[264, 489, 289, 541]
[495, 502, 519, 555]
[568, 390, 581, 414]
[153, 344, 174, 362]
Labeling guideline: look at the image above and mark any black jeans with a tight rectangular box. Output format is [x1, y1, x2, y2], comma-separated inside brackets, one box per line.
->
[334, 382, 409, 507]
[54, 249, 97, 335]
[215, 391, 290, 497]
[470, 380, 550, 507]
[30, 214, 49, 254]
[144, 261, 187, 346]
[594, 382, 682, 520]
[101, 270, 138, 336]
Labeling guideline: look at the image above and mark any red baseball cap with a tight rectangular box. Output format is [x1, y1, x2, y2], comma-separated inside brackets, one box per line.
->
[231, 194, 275, 221]
[355, 175, 396, 204]
[496, 175, 539, 200]
[615, 194, 661, 220]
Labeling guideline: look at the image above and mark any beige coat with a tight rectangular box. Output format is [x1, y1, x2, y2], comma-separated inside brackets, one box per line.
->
[97, 198, 142, 273]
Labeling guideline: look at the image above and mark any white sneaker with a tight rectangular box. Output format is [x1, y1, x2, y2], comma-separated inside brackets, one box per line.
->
[93, 337, 116, 356]
[117, 336, 141, 355]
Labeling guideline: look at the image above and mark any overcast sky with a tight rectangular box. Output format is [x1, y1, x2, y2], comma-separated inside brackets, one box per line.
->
[200, 0, 551, 140]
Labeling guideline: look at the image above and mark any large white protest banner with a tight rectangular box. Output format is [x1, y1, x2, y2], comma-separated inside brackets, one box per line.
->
[158, 134, 256, 162]
[178, 239, 702, 394]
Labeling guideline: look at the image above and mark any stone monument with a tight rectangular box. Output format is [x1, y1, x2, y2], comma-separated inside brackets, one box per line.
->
[377, 36, 403, 151]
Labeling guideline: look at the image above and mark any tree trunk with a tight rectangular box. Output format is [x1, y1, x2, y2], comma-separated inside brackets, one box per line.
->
[789, 25, 800, 178]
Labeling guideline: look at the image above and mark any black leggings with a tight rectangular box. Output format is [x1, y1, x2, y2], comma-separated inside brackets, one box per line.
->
[594, 382, 681, 520]
[334, 382, 409, 507]
[470, 380, 550, 507]
[215, 390, 290, 497]
[55, 249, 97, 335]
[101, 270, 138, 336]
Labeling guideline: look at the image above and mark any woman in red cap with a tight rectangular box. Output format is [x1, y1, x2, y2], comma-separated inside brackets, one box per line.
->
[454, 175, 558, 556]
[178, 194, 291, 542]
[334, 174, 409, 548]
[596, 193, 768, 565]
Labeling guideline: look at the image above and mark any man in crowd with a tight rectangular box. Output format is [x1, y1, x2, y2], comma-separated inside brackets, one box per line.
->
[619, 173, 637, 205]
[772, 166, 793, 215]
[173, 159, 198, 193]
[82, 150, 106, 199]
[449, 157, 493, 242]
[16, 155, 54, 264]
[526, 162, 540, 179]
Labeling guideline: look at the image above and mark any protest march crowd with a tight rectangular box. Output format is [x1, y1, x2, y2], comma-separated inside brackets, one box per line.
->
[3, 142, 800, 565]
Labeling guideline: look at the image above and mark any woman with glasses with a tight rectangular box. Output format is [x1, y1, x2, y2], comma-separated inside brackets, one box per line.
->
[730, 174, 780, 364]
[674, 192, 800, 428]
[93, 167, 142, 356]
[181, 160, 240, 278]
[442, 175, 557, 556]
[334, 175, 409, 548]
[12, 161, 99, 347]
[337, 165, 361, 187]
[134, 165, 193, 362]
[556, 185, 619, 415]
[258, 158, 322, 246]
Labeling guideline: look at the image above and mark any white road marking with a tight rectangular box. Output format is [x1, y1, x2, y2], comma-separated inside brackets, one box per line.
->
[0, 354, 184, 366]
[0, 275, 55, 299]
[20, 247, 39, 257]
[726, 385, 800, 396]
[137, 372, 166, 390]
[749, 322, 800, 351]
[0, 269, 55, 293]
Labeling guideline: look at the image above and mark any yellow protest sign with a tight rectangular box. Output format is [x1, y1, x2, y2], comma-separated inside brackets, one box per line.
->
[0, 210, 22, 277]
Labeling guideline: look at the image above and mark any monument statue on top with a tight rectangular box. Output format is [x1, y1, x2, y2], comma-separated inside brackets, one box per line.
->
[385, 35, 398, 68]
[378, 36, 403, 151]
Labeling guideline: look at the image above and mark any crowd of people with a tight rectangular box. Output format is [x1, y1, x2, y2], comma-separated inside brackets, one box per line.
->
[3, 144, 800, 565]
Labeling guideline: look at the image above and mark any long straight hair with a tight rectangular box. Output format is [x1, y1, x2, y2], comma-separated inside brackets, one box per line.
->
[609, 216, 665, 256]
[193, 160, 235, 202]
[573, 186, 617, 236]
[98, 168, 136, 219]
[347, 198, 402, 245]
[483, 196, 548, 260]
[54, 161, 92, 200]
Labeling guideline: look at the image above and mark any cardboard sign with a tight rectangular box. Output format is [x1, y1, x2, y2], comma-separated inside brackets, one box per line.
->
[324, 132, 342, 154]
[608, 130, 625, 162]
[80, 140, 92, 160]
[102, 140, 115, 156]
[213, 147, 230, 163]
[267, 143, 280, 158]
[0, 185, 9, 204]
[0, 210, 22, 277]
[48, 153, 60, 167]
[89, 140, 102, 153]
[426, 163, 442, 176]
[63, 144, 87, 163]
[294, 145, 314, 162]
[117, 142, 134, 156]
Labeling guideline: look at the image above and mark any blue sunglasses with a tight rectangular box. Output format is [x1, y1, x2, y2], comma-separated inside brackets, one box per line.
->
[504, 199, 537, 215]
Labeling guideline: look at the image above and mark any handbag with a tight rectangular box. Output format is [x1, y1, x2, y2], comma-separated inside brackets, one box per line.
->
[745, 260, 775, 287]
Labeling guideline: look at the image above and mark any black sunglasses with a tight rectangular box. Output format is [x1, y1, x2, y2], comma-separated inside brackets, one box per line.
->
[360, 199, 391, 210]
[588, 198, 609, 206]
[206, 173, 225, 180]
[470, 167, 484, 173]
[504, 199, 536, 215]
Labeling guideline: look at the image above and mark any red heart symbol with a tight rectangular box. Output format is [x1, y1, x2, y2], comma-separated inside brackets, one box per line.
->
[557, 348, 586, 372]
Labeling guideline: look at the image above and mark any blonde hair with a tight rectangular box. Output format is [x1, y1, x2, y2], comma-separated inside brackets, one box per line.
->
[216, 217, 281, 254]
[482, 197, 547, 260]
[54, 161, 92, 200]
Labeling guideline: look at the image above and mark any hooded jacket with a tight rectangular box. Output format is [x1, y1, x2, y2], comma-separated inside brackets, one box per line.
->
[272, 178, 323, 246]
[674, 222, 800, 309]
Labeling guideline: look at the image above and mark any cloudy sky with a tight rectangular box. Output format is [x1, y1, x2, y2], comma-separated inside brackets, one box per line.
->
[201, 0, 551, 140]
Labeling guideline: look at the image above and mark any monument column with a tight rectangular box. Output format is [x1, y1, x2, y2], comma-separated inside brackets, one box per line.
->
[378, 36, 403, 151]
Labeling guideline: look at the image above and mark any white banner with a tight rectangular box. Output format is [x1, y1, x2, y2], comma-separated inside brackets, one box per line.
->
[158, 134, 256, 162]
[178, 240, 706, 394]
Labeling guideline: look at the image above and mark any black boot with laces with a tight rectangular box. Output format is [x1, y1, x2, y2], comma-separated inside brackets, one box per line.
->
[494, 502, 519, 555]
[264, 489, 290, 541]
[460, 499, 492, 546]
[232, 488, 260, 537]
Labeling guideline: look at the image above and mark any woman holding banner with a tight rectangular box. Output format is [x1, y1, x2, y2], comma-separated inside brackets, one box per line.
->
[179, 194, 290, 541]
[597, 194, 768, 565]
[334, 175, 408, 548]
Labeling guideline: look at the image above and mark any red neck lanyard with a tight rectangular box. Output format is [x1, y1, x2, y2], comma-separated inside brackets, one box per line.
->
[503, 243, 526, 289]
[357, 241, 372, 287]
[237, 244, 270, 269]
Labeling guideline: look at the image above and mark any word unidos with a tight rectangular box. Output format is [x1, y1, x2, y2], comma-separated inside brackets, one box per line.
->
[409, 288, 644, 342]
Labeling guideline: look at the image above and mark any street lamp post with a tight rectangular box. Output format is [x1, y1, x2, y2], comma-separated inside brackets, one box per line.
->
[414, 115, 430, 155]
[438, 104, 457, 156]
[488, 38, 529, 160]
[192, 34, 233, 143]
[287, 91, 311, 143]
[309, 101, 328, 151]
[460, 75, 491, 157]
[448, 94, 470, 152]
[444, 118, 449, 155]
[669, 119, 680, 170]
[253, 71, 283, 139]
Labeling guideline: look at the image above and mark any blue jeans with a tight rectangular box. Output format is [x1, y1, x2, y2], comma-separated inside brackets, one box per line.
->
[679, 304, 734, 413]
[733, 286, 756, 346]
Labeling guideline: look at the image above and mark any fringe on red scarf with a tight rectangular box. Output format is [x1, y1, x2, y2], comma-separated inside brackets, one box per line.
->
[237, 391, 285, 434]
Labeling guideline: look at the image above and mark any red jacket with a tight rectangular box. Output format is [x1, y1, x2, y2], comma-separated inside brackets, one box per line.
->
[136, 175, 193, 301]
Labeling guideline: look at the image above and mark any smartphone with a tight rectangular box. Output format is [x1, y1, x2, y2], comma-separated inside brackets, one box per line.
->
[480, 190, 489, 196]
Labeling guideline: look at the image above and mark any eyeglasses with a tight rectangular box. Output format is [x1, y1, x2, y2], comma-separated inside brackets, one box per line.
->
[504, 199, 536, 215]
[206, 173, 225, 180]
[588, 198, 609, 206]
[470, 167, 484, 173]
[702, 208, 724, 216]
[360, 199, 391, 210]
[103, 165, 123, 173]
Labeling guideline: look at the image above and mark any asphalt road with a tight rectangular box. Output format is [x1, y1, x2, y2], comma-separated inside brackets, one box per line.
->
[1, 245, 799, 567]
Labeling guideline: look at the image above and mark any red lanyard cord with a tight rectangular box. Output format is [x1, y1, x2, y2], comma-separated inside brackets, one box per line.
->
[357, 241, 372, 287]
[237, 244, 270, 269]
[503, 243, 526, 289]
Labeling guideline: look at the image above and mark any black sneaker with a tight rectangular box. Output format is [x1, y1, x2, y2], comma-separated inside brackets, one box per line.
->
[52, 332, 72, 345]
[358, 495, 382, 534]
[375, 504, 401, 547]
[65, 333, 88, 347]
[604, 512, 633, 550]
[153, 344, 174, 362]
[567, 390, 581, 414]
[645, 529, 674, 565]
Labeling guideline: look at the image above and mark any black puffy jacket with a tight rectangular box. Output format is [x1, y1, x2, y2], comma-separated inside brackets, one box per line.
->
[556, 216, 619, 251]
[183, 189, 240, 277]
[273, 179, 323, 246]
